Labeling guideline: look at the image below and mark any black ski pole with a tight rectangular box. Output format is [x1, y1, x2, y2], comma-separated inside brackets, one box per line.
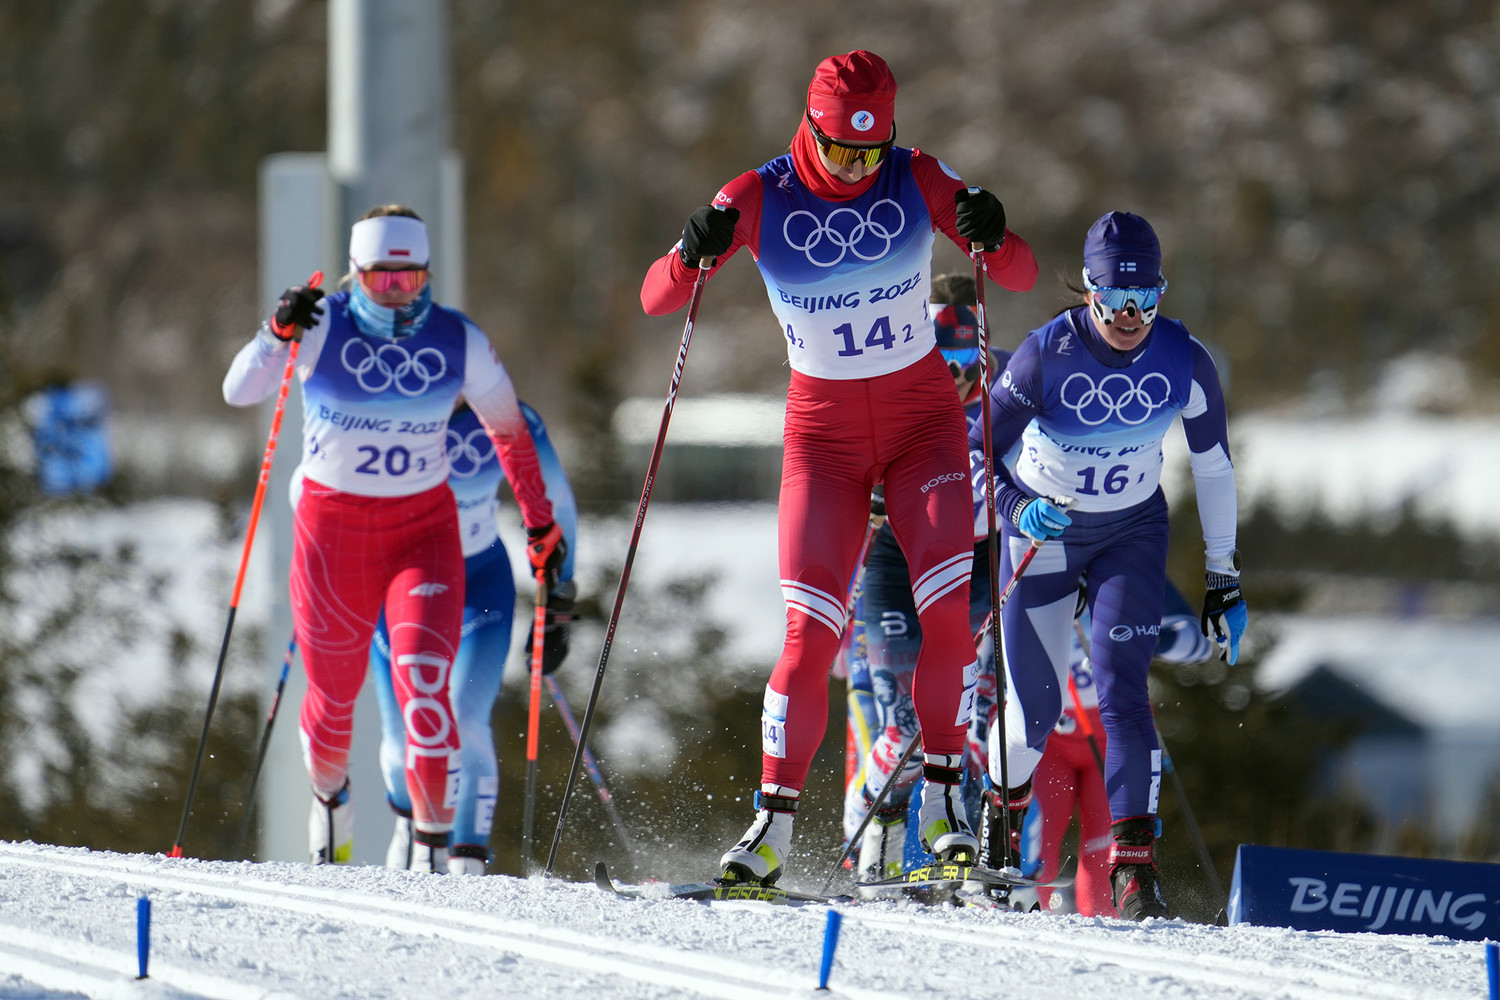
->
[172, 270, 318, 858]
[822, 735, 921, 894]
[960, 201, 1020, 867]
[232, 633, 297, 859]
[544, 675, 643, 875]
[543, 253, 715, 878]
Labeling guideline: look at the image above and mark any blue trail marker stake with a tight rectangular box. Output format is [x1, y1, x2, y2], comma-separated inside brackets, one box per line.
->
[136, 896, 151, 979]
[817, 909, 843, 991]
[1487, 941, 1498, 1000]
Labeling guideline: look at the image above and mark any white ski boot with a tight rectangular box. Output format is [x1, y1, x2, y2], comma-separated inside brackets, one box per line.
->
[385, 812, 414, 869]
[719, 788, 797, 885]
[857, 815, 907, 881]
[309, 781, 354, 865]
[409, 828, 450, 874]
[447, 845, 487, 876]
[916, 756, 978, 862]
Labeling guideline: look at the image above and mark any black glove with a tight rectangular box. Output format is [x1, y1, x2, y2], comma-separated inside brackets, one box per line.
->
[525, 580, 577, 675]
[679, 205, 741, 268]
[270, 284, 325, 340]
[954, 188, 1007, 251]
[1201, 580, 1249, 665]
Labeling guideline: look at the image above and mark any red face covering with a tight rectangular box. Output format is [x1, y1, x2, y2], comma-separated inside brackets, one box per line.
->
[792, 50, 898, 201]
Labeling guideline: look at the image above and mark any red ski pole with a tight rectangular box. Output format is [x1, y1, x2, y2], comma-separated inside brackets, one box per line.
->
[521, 568, 548, 868]
[171, 271, 320, 857]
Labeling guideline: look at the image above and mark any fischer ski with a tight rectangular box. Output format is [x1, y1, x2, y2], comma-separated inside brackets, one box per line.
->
[594, 862, 835, 906]
[855, 859, 1073, 904]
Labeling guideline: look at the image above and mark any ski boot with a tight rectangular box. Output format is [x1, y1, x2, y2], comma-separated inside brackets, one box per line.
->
[718, 788, 797, 885]
[1109, 816, 1172, 920]
[856, 793, 909, 882]
[309, 780, 354, 865]
[978, 778, 1031, 870]
[409, 828, 450, 874]
[916, 755, 979, 863]
[448, 844, 488, 876]
[385, 805, 414, 869]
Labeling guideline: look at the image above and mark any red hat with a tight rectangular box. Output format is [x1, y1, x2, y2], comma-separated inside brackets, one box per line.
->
[805, 50, 896, 143]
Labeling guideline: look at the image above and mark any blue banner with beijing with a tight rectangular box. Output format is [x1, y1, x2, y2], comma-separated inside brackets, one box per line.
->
[1229, 844, 1500, 940]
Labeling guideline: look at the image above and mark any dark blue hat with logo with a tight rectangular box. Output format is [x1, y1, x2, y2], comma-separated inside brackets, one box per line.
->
[1083, 211, 1161, 288]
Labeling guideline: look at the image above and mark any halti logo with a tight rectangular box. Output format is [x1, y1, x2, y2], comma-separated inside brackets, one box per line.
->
[1109, 624, 1161, 641]
[851, 110, 875, 132]
[408, 583, 450, 597]
[1289, 877, 1488, 932]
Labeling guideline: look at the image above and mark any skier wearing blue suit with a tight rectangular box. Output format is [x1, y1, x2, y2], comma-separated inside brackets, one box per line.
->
[370, 401, 578, 874]
[971, 211, 1248, 920]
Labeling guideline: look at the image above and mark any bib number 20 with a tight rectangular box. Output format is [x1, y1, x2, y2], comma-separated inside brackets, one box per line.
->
[355, 444, 424, 477]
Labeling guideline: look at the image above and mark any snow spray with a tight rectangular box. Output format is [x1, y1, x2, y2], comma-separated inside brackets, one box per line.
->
[817, 909, 843, 990]
[136, 895, 151, 979]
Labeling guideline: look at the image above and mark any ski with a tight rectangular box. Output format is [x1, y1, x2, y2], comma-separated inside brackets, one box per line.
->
[593, 861, 835, 906]
[855, 859, 1074, 903]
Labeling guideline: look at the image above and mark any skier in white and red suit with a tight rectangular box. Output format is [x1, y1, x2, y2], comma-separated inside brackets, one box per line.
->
[224, 206, 565, 869]
[641, 50, 1037, 885]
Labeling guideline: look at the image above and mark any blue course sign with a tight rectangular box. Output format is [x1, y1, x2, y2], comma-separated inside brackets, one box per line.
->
[1229, 844, 1500, 940]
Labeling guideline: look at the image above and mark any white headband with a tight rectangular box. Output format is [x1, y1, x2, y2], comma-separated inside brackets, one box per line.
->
[348, 215, 430, 269]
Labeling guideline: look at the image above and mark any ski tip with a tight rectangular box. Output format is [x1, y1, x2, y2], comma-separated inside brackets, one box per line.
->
[594, 861, 615, 892]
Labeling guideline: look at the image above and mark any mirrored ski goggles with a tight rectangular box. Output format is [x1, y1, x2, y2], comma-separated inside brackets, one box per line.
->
[806, 113, 895, 169]
[358, 267, 429, 294]
[942, 347, 982, 383]
[1082, 272, 1168, 324]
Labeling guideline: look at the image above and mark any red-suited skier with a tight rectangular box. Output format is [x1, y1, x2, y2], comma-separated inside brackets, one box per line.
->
[640, 50, 1038, 885]
[224, 206, 565, 867]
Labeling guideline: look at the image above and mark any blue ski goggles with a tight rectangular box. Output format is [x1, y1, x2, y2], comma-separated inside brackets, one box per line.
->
[941, 347, 983, 382]
[1082, 270, 1168, 325]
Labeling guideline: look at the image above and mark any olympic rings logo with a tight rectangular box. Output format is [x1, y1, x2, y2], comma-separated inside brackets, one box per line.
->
[341, 338, 448, 396]
[782, 199, 905, 268]
[446, 427, 495, 479]
[1059, 371, 1172, 426]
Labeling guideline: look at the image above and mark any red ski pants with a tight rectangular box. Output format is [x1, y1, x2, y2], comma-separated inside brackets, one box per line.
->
[291, 480, 465, 829]
[1034, 711, 1116, 916]
[764, 350, 976, 790]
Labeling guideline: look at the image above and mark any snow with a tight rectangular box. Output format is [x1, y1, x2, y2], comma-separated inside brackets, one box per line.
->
[0, 841, 1483, 999]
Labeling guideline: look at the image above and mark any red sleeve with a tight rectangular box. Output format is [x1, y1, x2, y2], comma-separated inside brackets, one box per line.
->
[910, 149, 1039, 293]
[640, 171, 764, 315]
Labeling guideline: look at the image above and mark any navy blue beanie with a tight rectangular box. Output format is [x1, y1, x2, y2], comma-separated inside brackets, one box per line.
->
[933, 303, 979, 351]
[1083, 211, 1161, 287]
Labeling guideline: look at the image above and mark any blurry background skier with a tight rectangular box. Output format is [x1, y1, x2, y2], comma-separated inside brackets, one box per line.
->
[371, 400, 577, 874]
[223, 206, 565, 868]
[840, 273, 1008, 881]
[972, 210, 1246, 919]
[641, 50, 1037, 885]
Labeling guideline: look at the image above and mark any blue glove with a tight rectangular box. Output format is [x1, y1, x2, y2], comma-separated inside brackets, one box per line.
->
[1201, 583, 1248, 665]
[1015, 497, 1072, 541]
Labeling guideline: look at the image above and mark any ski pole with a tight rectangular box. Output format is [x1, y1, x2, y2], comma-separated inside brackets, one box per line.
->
[544, 252, 715, 877]
[822, 733, 921, 894]
[521, 568, 548, 869]
[1064, 660, 1107, 775]
[232, 633, 297, 859]
[1071, 617, 1226, 910]
[171, 271, 319, 858]
[544, 674, 643, 874]
[958, 213, 1024, 868]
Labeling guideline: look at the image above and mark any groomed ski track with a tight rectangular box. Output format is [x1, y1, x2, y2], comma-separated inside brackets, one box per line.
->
[0, 842, 1480, 999]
